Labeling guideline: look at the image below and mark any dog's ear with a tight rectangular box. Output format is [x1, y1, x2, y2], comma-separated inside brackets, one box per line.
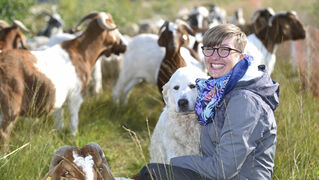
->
[162, 82, 169, 105]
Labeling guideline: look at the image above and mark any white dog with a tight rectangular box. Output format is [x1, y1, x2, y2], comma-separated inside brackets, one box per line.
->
[149, 66, 208, 163]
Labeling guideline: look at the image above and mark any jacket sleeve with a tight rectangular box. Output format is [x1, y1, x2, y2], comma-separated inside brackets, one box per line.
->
[170, 93, 262, 179]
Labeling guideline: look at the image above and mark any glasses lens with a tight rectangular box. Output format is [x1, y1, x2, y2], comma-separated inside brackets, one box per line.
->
[202, 48, 214, 57]
[218, 47, 230, 58]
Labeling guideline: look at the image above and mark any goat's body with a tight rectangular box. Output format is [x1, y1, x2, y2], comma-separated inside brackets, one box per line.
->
[113, 34, 165, 103]
[32, 45, 82, 108]
[0, 50, 56, 117]
[0, 46, 83, 136]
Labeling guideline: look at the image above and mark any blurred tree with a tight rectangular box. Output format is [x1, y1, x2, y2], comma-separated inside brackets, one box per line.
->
[0, 0, 37, 22]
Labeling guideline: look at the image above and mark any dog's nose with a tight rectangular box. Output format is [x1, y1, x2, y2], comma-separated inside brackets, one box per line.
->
[178, 99, 189, 108]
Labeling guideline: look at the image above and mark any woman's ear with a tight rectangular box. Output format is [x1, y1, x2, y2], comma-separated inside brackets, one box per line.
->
[240, 53, 245, 60]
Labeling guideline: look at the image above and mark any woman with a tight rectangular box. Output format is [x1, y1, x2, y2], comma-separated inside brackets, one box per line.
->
[139, 24, 279, 180]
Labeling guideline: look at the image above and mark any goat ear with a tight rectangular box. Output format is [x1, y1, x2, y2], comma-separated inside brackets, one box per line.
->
[0, 20, 9, 29]
[158, 21, 169, 47]
[49, 145, 73, 170]
[162, 81, 169, 105]
[86, 142, 115, 180]
[86, 142, 108, 165]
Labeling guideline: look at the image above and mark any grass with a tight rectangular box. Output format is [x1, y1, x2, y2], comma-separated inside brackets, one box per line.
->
[0, 0, 319, 179]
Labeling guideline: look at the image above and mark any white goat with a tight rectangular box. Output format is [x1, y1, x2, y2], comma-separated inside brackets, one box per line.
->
[0, 12, 127, 151]
[112, 33, 165, 104]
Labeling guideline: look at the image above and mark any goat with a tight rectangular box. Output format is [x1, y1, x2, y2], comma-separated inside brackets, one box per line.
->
[244, 11, 306, 75]
[38, 31, 128, 95]
[187, 6, 211, 34]
[0, 12, 127, 151]
[112, 33, 165, 104]
[112, 20, 204, 104]
[44, 142, 133, 180]
[37, 11, 64, 37]
[237, 7, 275, 35]
[44, 142, 115, 180]
[207, 3, 227, 24]
[0, 20, 31, 50]
[26, 11, 64, 50]
[156, 19, 204, 94]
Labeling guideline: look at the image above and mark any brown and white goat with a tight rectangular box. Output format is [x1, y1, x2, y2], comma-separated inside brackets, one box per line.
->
[44, 142, 115, 180]
[237, 8, 275, 35]
[157, 19, 204, 94]
[244, 11, 306, 74]
[0, 12, 127, 151]
[0, 20, 30, 50]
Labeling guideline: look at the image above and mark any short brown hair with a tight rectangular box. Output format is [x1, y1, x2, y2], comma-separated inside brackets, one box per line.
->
[202, 24, 247, 52]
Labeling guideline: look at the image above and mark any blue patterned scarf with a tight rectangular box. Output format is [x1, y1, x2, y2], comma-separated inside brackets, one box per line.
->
[195, 55, 253, 126]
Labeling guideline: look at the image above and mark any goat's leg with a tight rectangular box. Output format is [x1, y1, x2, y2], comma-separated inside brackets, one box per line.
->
[0, 94, 21, 152]
[112, 69, 130, 104]
[0, 114, 19, 153]
[53, 108, 64, 132]
[67, 94, 83, 136]
[91, 57, 103, 95]
[121, 78, 143, 104]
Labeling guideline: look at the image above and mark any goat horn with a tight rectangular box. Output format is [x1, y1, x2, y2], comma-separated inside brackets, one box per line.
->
[49, 145, 73, 170]
[75, 11, 99, 29]
[0, 20, 10, 29]
[12, 20, 31, 33]
[97, 12, 118, 31]
[86, 142, 108, 165]
[15, 31, 27, 49]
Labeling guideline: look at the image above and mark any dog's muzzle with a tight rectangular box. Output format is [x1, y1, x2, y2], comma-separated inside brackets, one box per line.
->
[177, 98, 193, 113]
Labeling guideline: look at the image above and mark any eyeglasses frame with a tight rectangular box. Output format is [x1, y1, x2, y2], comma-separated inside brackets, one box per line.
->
[201, 46, 242, 58]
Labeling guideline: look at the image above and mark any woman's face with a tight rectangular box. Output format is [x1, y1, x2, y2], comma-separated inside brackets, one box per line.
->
[204, 37, 244, 78]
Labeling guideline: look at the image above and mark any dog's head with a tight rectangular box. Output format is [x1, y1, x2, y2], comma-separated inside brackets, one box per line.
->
[162, 66, 208, 113]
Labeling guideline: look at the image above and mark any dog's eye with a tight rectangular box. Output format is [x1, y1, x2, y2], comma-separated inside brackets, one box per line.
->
[189, 84, 196, 89]
[173, 85, 179, 90]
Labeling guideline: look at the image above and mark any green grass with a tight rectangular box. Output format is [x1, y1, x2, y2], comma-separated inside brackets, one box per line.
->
[271, 57, 319, 179]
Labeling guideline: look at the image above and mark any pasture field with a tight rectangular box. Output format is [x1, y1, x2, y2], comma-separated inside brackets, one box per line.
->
[0, 0, 319, 179]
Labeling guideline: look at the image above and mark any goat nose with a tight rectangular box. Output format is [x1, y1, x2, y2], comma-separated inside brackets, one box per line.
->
[178, 99, 189, 108]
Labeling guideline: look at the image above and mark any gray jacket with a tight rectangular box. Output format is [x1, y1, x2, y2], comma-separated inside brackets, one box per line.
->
[170, 65, 280, 180]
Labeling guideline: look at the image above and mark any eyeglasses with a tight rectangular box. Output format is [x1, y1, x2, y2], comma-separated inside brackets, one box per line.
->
[201, 46, 242, 58]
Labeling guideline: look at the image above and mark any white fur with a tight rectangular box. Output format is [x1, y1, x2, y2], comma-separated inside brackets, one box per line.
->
[112, 34, 165, 104]
[73, 151, 94, 180]
[244, 34, 277, 74]
[150, 66, 208, 163]
[31, 45, 83, 135]
[36, 32, 118, 95]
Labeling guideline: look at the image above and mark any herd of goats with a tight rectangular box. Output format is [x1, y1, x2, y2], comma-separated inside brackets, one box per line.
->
[0, 3, 307, 179]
